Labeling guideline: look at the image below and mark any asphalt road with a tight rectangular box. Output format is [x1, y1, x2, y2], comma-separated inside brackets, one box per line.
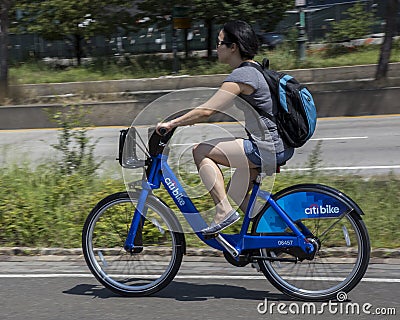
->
[1, 115, 400, 176]
[0, 255, 399, 320]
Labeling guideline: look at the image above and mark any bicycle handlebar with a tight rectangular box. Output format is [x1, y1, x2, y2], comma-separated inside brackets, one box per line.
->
[148, 126, 176, 157]
[158, 127, 168, 136]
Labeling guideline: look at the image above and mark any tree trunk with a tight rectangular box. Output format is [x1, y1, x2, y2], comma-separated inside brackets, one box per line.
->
[0, 0, 10, 103]
[184, 28, 189, 58]
[205, 18, 213, 60]
[376, 0, 399, 80]
[74, 34, 83, 66]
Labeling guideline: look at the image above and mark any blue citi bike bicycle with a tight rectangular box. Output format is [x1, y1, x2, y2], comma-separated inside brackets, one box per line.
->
[82, 126, 370, 301]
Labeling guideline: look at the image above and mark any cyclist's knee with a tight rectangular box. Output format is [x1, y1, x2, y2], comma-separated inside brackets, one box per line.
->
[192, 142, 211, 163]
[192, 143, 200, 162]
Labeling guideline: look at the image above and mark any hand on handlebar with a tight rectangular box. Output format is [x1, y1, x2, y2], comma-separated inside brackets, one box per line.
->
[156, 122, 173, 136]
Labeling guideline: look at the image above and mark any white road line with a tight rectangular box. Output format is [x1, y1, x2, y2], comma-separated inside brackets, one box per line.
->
[0, 274, 93, 278]
[311, 136, 368, 141]
[283, 165, 400, 172]
[186, 165, 400, 175]
[186, 164, 400, 174]
[0, 274, 399, 283]
[171, 137, 369, 146]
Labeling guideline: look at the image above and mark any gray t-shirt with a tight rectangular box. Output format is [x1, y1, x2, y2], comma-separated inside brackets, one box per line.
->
[224, 65, 285, 153]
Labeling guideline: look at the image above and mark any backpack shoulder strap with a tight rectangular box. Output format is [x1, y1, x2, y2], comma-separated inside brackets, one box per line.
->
[239, 61, 264, 73]
[238, 60, 276, 122]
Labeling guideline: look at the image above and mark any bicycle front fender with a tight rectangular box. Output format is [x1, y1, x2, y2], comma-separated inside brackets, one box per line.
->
[255, 184, 365, 233]
[125, 190, 187, 253]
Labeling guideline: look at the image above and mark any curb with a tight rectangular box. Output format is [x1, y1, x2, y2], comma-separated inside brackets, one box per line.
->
[1, 247, 399, 259]
[0, 247, 223, 257]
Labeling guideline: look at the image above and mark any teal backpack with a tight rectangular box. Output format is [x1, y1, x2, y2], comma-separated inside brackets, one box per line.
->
[240, 59, 317, 148]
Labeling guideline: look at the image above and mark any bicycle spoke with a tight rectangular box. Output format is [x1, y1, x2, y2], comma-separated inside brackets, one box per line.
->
[82, 193, 184, 296]
[318, 209, 353, 241]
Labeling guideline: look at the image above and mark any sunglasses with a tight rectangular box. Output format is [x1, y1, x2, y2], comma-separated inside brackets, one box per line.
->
[216, 39, 233, 48]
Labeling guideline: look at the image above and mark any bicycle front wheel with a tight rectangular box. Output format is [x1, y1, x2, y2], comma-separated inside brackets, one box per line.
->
[82, 191, 185, 296]
[252, 184, 370, 301]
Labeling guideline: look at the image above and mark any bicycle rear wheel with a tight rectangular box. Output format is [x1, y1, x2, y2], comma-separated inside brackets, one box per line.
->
[252, 184, 370, 301]
[82, 191, 185, 296]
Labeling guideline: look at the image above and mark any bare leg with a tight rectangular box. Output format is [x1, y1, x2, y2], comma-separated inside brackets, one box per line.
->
[196, 159, 232, 222]
[226, 167, 261, 215]
[192, 138, 259, 224]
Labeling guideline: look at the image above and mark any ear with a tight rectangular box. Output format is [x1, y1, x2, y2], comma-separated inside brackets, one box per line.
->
[230, 42, 238, 52]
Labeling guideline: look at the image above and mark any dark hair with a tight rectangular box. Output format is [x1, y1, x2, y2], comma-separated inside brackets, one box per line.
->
[222, 20, 259, 60]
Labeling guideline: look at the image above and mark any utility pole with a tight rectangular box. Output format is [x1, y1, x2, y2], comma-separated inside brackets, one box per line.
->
[172, 6, 191, 74]
[376, 0, 398, 80]
[295, 0, 307, 61]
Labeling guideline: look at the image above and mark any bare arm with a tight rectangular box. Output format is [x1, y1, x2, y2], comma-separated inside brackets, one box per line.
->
[156, 81, 254, 133]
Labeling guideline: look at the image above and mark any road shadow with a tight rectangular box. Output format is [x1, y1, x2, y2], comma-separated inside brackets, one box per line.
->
[63, 280, 292, 301]
[154, 281, 291, 302]
[63, 283, 121, 299]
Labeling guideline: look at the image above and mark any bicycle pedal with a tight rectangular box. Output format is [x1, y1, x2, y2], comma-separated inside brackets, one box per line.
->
[133, 246, 143, 253]
[251, 262, 261, 272]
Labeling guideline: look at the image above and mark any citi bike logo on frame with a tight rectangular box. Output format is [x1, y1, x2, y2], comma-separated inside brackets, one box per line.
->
[305, 204, 340, 215]
[165, 178, 186, 206]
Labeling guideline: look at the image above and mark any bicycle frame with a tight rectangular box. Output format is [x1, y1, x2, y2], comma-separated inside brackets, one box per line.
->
[124, 153, 314, 257]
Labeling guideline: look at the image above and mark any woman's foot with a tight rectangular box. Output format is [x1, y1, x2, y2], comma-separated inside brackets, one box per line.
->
[201, 210, 240, 235]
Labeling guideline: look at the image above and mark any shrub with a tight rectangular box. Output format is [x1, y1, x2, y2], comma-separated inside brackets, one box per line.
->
[327, 2, 375, 43]
[47, 104, 102, 177]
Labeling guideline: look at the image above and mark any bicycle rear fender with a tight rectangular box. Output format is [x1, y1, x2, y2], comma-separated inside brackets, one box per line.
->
[255, 184, 364, 233]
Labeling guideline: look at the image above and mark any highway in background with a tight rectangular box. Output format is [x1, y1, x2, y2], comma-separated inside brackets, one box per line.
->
[1, 115, 399, 176]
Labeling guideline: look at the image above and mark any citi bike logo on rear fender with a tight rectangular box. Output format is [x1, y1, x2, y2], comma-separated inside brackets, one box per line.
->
[305, 204, 340, 215]
[165, 178, 186, 206]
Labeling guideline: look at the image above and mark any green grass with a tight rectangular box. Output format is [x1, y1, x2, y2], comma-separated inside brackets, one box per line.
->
[9, 42, 400, 85]
[0, 162, 399, 249]
[0, 163, 122, 248]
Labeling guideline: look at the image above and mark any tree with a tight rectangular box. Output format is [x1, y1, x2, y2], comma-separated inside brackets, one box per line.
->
[328, 2, 375, 42]
[0, 0, 11, 103]
[192, 0, 293, 58]
[376, 0, 399, 80]
[15, 0, 136, 65]
[134, 0, 293, 59]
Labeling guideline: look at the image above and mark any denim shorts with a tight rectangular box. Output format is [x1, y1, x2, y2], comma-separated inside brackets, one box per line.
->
[243, 139, 294, 167]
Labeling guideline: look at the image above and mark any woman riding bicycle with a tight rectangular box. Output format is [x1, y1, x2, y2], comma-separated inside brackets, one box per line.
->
[156, 20, 294, 235]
